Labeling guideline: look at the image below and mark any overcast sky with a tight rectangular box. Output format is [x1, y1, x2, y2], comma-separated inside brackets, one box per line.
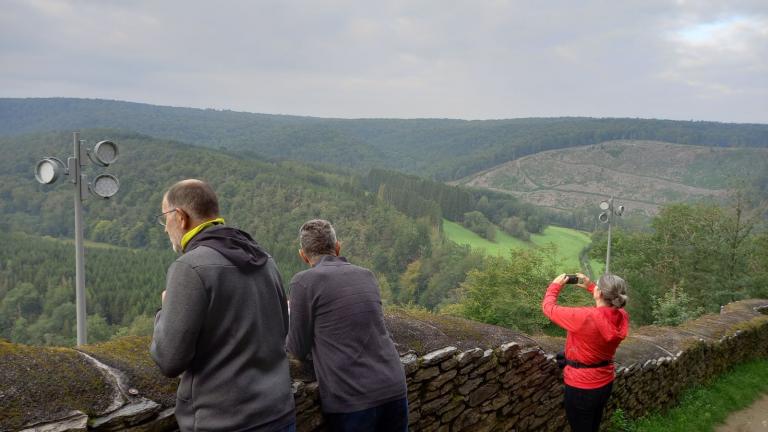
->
[1, 0, 766, 123]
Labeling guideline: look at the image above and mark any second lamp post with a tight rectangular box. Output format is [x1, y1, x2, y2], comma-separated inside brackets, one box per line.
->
[598, 196, 624, 274]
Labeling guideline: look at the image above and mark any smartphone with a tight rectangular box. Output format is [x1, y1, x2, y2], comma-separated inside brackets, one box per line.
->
[565, 274, 581, 284]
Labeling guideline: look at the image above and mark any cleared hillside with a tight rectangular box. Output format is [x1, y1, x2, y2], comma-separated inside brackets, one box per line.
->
[457, 140, 768, 215]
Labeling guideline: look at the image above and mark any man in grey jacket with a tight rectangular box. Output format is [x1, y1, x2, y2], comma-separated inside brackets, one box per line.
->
[151, 179, 295, 432]
[287, 219, 407, 432]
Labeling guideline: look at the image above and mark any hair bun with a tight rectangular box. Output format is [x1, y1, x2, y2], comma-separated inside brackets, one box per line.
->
[612, 294, 627, 308]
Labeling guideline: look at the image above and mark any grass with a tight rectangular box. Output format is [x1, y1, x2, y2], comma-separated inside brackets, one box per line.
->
[443, 219, 604, 274]
[443, 219, 529, 254]
[610, 358, 768, 432]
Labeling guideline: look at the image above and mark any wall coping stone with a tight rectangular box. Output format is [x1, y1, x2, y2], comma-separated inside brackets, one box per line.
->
[421, 347, 458, 366]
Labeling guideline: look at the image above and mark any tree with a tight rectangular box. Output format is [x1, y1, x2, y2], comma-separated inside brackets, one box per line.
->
[398, 260, 423, 304]
[1, 283, 41, 321]
[462, 211, 495, 241]
[501, 216, 530, 240]
[450, 245, 584, 333]
[652, 284, 704, 326]
[746, 231, 768, 299]
[88, 314, 115, 343]
[114, 314, 155, 338]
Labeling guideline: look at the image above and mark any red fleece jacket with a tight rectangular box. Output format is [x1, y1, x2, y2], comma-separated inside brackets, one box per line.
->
[542, 282, 629, 389]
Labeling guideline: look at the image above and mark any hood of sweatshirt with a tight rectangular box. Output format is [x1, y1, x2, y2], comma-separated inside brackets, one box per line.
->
[595, 306, 630, 343]
[185, 225, 269, 270]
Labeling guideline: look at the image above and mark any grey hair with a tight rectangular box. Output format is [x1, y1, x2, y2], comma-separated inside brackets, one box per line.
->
[299, 219, 337, 258]
[598, 274, 629, 308]
[164, 179, 219, 220]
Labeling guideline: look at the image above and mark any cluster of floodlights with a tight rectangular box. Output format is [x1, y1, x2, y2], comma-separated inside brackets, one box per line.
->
[34, 133, 120, 346]
[35, 139, 120, 198]
[598, 199, 624, 223]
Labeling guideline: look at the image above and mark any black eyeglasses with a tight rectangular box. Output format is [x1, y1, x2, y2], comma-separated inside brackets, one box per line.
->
[155, 208, 178, 227]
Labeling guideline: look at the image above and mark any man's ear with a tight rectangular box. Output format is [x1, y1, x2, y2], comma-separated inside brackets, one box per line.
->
[299, 249, 311, 264]
[177, 209, 191, 230]
[334, 241, 341, 256]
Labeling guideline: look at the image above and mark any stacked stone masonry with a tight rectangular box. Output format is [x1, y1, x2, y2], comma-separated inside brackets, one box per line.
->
[2, 300, 767, 431]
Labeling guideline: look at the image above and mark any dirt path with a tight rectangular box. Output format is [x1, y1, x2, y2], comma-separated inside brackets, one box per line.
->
[715, 393, 768, 431]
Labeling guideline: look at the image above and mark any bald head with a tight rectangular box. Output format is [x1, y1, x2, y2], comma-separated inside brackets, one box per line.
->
[164, 179, 220, 221]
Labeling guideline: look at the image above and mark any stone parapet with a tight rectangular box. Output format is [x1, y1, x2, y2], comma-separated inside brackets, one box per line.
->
[1, 300, 766, 431]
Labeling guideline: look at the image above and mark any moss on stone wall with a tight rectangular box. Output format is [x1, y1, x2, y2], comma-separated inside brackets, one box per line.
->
[385, 307, 538, 355]
[0, 340, 113, 430]
[78, 336, 178, 408]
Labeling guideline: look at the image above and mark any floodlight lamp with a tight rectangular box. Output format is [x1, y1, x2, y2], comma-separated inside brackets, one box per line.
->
[598, 212, 609, 223]
[35, 157, 66, 184]
[89, 140, 119, 166]
[617, 205, 625, 216]
[599, 201, 610, 211]
[90, 174, 120, 198]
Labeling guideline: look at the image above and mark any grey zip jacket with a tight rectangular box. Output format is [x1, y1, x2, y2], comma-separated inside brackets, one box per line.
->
[151, 225, 295, 431]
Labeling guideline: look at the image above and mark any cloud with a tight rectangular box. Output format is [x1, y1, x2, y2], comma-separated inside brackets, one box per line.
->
[661, 13, 768, 102]
[0, 0, 766, 122]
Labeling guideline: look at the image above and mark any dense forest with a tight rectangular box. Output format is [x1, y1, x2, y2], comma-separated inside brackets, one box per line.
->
[3, 98, 768, 180]
[0, 232, 171, 345]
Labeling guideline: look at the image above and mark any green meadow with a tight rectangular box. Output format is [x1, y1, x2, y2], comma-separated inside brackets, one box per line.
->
[442, 220, 604, 276]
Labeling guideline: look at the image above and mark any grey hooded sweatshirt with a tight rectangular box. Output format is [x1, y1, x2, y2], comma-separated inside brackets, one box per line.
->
[151, 225, 295, 432]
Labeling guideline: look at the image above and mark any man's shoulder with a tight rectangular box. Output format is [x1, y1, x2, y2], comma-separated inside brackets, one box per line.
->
[343, 262, 375, 278]
[176, 245, 231, 268]
[289, 267, 311, 285]
[291, 261, 374, 286]
[290, 266, 323, 287]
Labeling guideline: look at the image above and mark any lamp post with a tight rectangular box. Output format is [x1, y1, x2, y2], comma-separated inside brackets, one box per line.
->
[598, 196, 624, 274]
[35, 132, 120, 346]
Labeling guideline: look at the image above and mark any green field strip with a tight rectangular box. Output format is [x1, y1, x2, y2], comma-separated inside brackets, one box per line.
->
[442, 219, 596, 273]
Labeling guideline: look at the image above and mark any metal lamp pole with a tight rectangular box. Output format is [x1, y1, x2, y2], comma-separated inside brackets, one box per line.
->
[35, 132, 120, 346]
[598, 196, 624, 274]
[72, 132, 88, 345]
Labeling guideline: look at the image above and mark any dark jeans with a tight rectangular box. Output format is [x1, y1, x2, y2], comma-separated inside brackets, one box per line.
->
[325, 398, 408, 432]
[564, 382, 613, 432]
[274, 422, 296, 432]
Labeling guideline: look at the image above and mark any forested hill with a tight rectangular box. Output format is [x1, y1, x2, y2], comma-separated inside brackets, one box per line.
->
[0, 130, 431, 281]
[1, 129, 445, 344]
[2, 98, 768, 180]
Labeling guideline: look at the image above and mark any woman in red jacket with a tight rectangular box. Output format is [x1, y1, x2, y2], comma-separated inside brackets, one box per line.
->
[542, 273, 629, 432]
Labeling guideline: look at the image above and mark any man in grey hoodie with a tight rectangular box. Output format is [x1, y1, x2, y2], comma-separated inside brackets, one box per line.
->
[151, 179, 295, 432]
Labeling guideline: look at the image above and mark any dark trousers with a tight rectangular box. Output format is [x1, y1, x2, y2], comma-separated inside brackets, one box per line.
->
[325, 398, 409, 432]
[274, 423, 296, 432]
[564, 382, 613, 432]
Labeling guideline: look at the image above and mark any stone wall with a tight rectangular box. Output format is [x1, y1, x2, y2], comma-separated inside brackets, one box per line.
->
[2, 299, 767, 431]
